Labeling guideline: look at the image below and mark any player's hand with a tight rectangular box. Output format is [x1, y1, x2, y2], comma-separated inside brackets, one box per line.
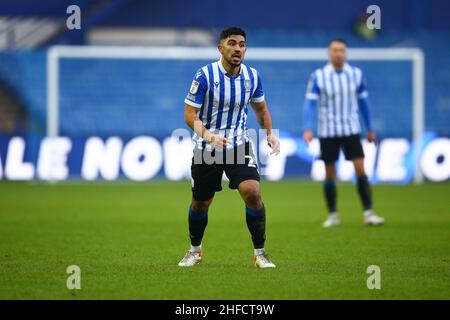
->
[204, 132, 231, 148]
[367, 131, 376, 143]
[303, 130, 314, 144]
[267, 134, 280, 156]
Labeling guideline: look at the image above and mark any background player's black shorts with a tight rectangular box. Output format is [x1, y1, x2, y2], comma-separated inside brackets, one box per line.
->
[191, 142, 260, 201]
[319, 134, 365, 163]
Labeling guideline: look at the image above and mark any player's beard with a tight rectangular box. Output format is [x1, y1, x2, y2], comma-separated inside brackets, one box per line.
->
[227, 55, 242, 69]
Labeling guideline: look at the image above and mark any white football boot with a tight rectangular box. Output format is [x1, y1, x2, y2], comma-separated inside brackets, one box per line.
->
[364, 210, 385, 226]
[253, 254, 276, 269]
[178, 250, 203, 267]
[322, 212, 340, 228]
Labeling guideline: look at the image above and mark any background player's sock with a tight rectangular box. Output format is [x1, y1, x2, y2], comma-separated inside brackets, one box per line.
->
[246, 206, 266, 249]
[254, 248, 265, 256]
[324, 179, 337, 214]
[190, 244, 202, 253]
[188, 205, 208, 247]
[357, 175, 372, 211]
[363, 209, 374, 217]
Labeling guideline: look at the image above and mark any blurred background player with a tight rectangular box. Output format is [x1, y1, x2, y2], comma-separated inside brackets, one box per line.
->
[302, 39, 385, 228]
[178, 27, 280, 268]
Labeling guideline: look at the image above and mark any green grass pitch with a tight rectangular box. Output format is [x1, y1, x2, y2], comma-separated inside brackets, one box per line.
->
[0, 181, 449, 299]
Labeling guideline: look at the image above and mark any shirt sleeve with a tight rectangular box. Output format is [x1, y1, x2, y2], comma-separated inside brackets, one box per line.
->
[303, 98, 317, 131]
[358, 97, 373, 131]
[357, 72, 369, 99]
[250, 73, 265, 103]
[184, 69, 208, 108]
[305, 72, 320, 100]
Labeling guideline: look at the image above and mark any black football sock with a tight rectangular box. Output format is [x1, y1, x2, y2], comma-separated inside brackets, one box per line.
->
[324, 179, 337, 214]
[357, 175, 372, 211]
[245, 206, 266, 249]
[188, 205, 208, 247]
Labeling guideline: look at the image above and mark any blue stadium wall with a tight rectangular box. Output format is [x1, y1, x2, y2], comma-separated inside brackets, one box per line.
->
[3, 0, 450, 30]
[0, 40, 449, 182]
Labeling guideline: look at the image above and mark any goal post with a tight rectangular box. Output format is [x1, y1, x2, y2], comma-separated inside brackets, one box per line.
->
[46, 46, 425, 183]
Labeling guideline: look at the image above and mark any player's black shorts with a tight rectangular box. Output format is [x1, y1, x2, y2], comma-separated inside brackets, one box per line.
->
[319, 134, 365, 163]
[191, 142, 260, 201]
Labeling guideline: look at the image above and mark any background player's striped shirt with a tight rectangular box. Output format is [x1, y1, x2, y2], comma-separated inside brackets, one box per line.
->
[185, 60, 264, 149]
[305, 63, 370, 138]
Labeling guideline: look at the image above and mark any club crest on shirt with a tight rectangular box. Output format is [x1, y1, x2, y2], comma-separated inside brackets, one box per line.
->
[190, 80, 199, 94]
[244, 79, 251, 92]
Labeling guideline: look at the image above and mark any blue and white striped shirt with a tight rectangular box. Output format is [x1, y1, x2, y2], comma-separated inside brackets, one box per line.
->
[306, 63, 369, 138]
[185, 60, 264, 149]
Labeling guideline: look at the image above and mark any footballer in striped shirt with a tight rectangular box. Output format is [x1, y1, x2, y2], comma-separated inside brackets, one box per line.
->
[303, 38, 385, 228]
[178, 27, 280, 268]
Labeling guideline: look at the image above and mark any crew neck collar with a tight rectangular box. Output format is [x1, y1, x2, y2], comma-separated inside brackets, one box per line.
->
[218, 59, 243, 78]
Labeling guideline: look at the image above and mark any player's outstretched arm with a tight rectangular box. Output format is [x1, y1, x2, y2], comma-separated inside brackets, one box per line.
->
[184, 104, 230, 148]
[251, 100, 280, 155]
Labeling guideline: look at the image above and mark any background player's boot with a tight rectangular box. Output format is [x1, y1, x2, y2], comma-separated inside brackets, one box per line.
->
[178, 250, 203, 267]
[364, 210, 385, 226]
[253, 254, 276, 269]
[322, 212, 340, 228]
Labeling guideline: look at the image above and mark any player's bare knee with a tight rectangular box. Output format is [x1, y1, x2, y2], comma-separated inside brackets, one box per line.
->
[191, 199, 212, 212]
[243, 188, 262, 210]
[325, 163, 336, 180]
[353, 160, 366, 177]
[325, 170, 336, 181]
[356, 165, 366, 177]
[192, 202, 209, 212]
